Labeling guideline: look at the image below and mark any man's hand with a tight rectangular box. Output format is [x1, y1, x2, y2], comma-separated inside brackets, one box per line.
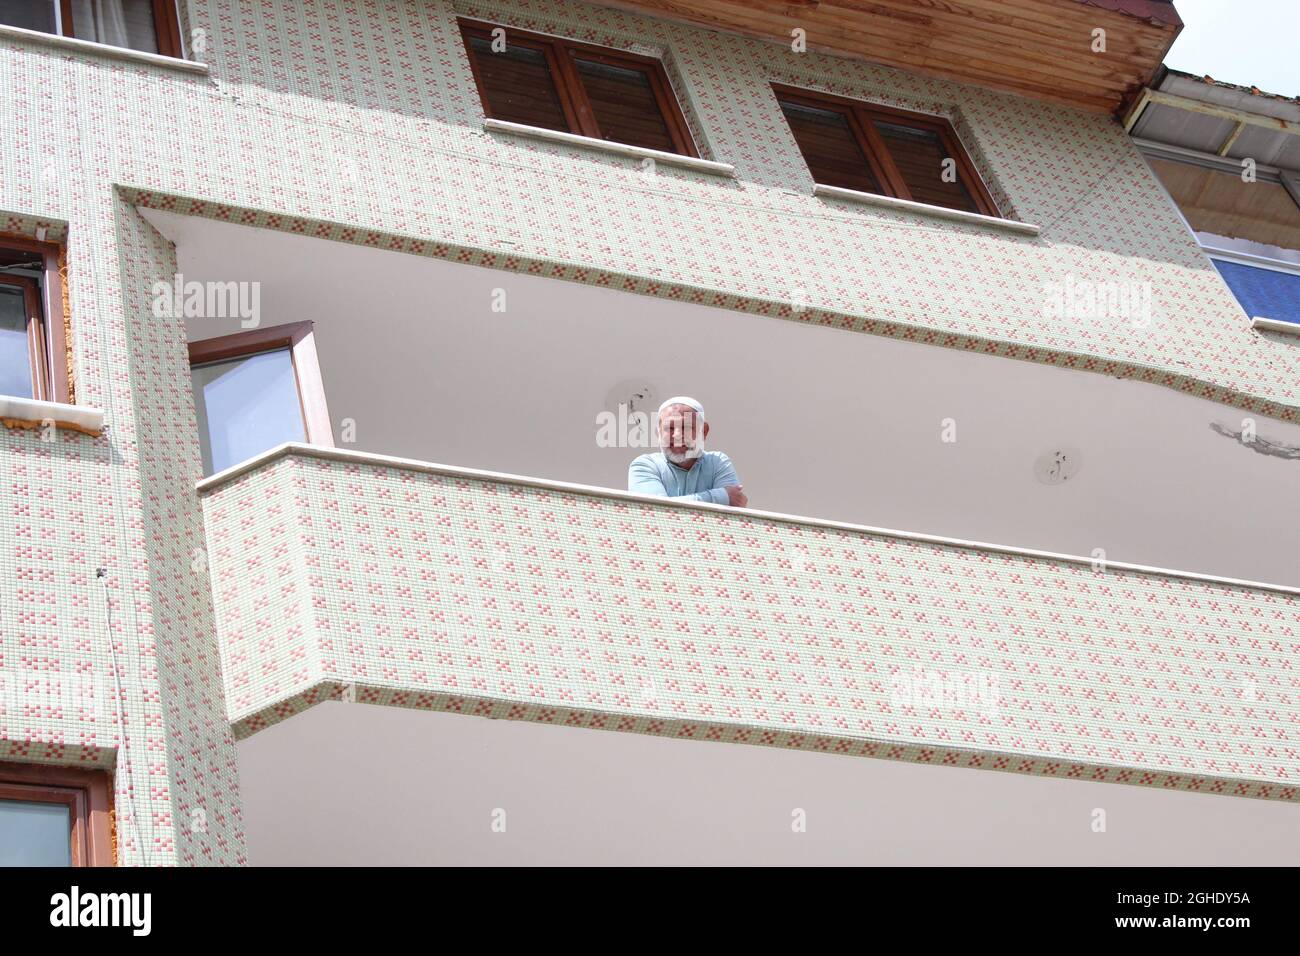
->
[725, 485, 748, 508]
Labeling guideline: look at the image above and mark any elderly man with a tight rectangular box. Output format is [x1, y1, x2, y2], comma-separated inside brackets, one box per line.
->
[628, 397, 747, 507]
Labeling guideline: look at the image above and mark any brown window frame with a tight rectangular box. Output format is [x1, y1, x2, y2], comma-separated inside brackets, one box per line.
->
[773, 84, 1001, 219]
[53, 0, 184, 58]
[0, 760, 114, 866]
[187, 321, 335, 459]
[459, 18, 699, 158]
[0, 235, 70, 404]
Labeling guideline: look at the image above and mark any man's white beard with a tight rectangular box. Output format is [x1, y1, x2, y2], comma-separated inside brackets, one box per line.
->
[663, 439, 704, 465]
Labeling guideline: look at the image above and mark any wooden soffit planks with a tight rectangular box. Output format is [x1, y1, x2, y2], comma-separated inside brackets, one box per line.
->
[593, 0, 1182, 113]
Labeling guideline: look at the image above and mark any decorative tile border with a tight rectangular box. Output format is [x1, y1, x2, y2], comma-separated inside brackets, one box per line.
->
[233, 681, 1299, 804]
[0, 213, 68, 244]
[0, 739, 115, 768]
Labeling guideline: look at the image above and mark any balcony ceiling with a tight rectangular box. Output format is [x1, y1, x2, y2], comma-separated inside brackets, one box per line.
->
[595, 0, 1182, 113]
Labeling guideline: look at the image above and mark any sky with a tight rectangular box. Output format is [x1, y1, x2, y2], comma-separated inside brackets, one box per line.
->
[1161, 0, 1300, 96]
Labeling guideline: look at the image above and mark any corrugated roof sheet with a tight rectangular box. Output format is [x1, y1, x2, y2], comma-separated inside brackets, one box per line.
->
[1161, 68, 1300, 110]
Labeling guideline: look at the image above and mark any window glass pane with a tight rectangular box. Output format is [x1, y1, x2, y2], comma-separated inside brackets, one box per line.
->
[1213, 259, 1300, 328]
[69, 0, 158, 53]
[0, 284, 34, 399]
[873, 120, 979, 213]
[467, 35, 571, 132]
[192, 348, 306, 477]
[779, 99, 882, 194]
[0, 0, 57, 33]
[573, 57, 677, 153]
[0, 800, 71, 867]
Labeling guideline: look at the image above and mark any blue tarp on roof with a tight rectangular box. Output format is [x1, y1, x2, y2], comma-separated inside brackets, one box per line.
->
[1213, 259, 1300, 327]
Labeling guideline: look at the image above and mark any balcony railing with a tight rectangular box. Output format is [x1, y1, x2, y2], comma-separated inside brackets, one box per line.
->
[198, 443, 1300, 801]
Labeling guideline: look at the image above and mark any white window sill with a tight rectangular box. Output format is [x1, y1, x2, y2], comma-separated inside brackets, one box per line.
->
[1251, 316, 1300, 336]
[484, 119, 735, 178]
[813, 183, 1040, 236]
[0, 396, 104, 436]
[0, 23, 208, 74]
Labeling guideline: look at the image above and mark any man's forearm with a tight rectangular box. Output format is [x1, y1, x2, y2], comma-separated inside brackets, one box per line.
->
[674, 488, 729, 505]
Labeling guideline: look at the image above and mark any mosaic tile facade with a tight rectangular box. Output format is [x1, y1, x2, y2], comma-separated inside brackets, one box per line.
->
[1, 0, 1298, 866]
[203, 449, 1300, 801]
[0, 196, 244, 864]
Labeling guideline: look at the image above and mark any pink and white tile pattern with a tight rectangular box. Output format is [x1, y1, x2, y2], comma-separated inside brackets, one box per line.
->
[202, 451, 1300, 802]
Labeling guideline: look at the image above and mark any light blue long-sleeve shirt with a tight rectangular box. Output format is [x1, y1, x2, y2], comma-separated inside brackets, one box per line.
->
[627, 450, 740, 505]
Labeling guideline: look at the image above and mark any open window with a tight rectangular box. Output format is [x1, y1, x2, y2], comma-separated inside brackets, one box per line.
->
[459, 18, 698, 157]
[0, 761, 113, 866]
[0, 236, 69, 403]
[774, 85, 1000, 218]
[0, 0, 183, 57]
[188, 322, 333, 477]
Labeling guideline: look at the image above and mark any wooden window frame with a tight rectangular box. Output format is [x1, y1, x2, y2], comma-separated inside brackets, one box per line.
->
[0, 235, 70, 404]
[773, 84, 1001, 218]
[48, 0, 183, 58]
[0, 761, 114, 866]
[459, 18, 699, 158]
[187, 320, 335, 451]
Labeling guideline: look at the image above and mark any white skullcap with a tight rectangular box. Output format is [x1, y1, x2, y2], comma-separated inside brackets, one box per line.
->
[657, 396, 706, 421]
